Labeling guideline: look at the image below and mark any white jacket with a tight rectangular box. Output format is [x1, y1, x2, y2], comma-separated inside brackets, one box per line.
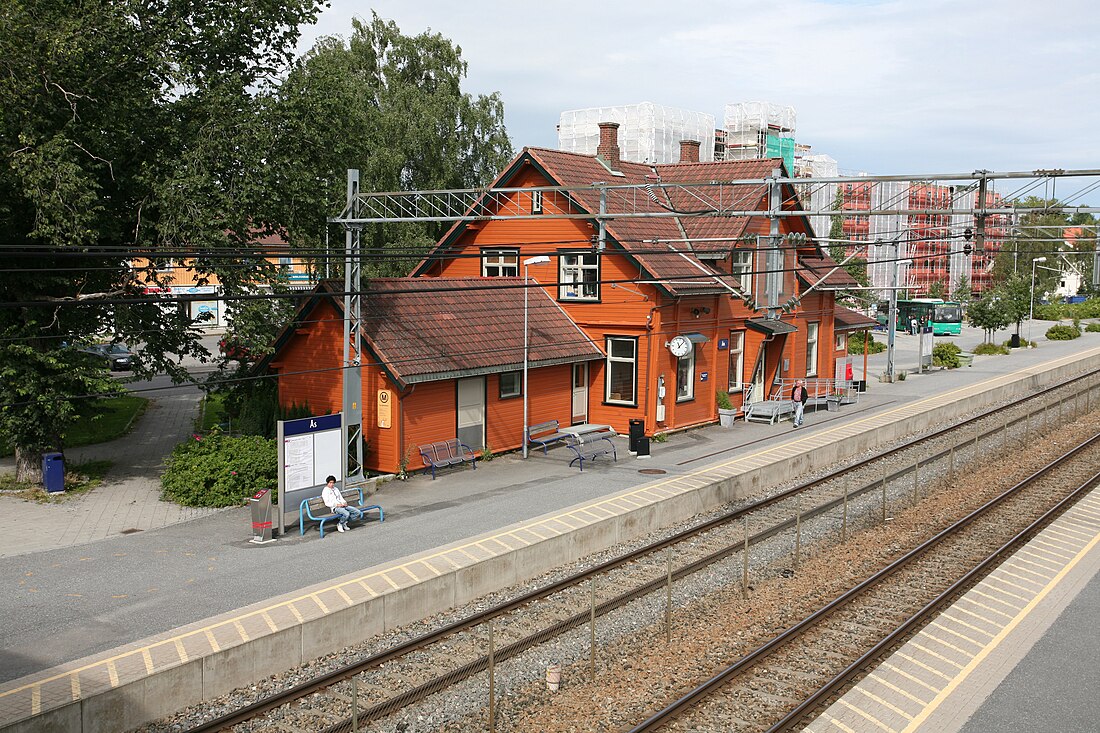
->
[321, 485, 346, 510]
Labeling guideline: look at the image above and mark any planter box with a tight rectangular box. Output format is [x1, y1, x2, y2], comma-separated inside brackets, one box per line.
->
[718, 408, 738, 428]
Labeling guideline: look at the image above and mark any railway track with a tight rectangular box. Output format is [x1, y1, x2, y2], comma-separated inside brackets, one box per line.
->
[168, 371, 1099, 733]
[628, 433, 1100, 732]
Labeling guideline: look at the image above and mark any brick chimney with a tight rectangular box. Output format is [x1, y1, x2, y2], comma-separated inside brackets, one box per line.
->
[596, 122, 621, 171]
[679, 139, 701, 163]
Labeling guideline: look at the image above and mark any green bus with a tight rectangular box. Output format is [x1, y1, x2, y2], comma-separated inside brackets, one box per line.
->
[877, 298, 963, 336]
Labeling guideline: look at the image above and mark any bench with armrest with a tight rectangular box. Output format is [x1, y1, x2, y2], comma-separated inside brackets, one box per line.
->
[525, 419, 571, 454]
[299, 487, 383, 538]
[566, 434, 617, 471]
[419, 439, 478, 479]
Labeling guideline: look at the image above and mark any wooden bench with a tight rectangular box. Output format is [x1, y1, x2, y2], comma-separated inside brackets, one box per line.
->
[526, 419, 570, 454]
[419, 439, 478, 479]
[566, 435, 617, 471]
[299, 487, 383, 538]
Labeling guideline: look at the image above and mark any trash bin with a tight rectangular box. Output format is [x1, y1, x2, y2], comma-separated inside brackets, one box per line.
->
[636, 436, 651, 458]
[42, 452, 64, 493]
[628, 419, 645, 453]
[1009, 333, 1021, 348]
[249, 488, 275, 543]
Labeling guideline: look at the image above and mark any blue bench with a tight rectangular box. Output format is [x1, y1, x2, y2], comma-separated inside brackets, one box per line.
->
[419, 439, 478, 479]
[299, 487, 383, 538]
[566, 435, 617, 471]
[526, 419, 571, 454]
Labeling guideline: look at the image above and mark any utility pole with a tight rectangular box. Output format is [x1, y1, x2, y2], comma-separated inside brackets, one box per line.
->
[342, 170, 364, 483]
[884, 238, 900, 382]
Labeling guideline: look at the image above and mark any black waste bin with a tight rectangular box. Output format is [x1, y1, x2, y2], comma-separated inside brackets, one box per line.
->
[628, 419, 645, 453]
[42, 452, 64, 493]
[636, 436, 651, 458]
[1009, 333, 1021, 348]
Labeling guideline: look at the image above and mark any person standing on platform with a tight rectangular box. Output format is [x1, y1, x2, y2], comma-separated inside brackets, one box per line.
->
[791, 379, 808, 428]
[322, 475, 362, 532]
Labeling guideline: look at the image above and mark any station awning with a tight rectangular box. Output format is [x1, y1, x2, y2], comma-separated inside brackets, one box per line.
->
[745, 318, 798, 335]
[683, 332, 709, 344]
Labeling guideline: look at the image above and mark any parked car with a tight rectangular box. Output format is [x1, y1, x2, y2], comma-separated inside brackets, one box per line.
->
[81, 343, 134, 371]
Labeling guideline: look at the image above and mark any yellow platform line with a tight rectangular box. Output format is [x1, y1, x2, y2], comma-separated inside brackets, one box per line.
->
[902, 499, 1100, 731]
[4, 353, 1096, 713]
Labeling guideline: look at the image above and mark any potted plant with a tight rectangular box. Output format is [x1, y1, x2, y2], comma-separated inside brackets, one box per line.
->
[717, 391, 737, 428]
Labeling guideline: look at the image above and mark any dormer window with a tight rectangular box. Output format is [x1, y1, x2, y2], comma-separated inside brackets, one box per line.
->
[558, 252, 599, 301]
[482, 248, 518, 277]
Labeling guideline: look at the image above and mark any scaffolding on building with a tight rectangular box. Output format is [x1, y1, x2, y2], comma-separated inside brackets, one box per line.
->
[557, 102, 716, 164]
[724, 101, 797, 173]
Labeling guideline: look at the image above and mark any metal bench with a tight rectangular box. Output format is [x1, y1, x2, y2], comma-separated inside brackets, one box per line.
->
[566, 434, 617, 471]
[299, 487, 383, 538]
[419, 439, 478, 479]
[526, 419, 570, 454]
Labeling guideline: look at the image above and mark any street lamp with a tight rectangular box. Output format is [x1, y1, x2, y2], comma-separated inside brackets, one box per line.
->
[522, 255, 551, 458]
[1028, 257, 1046, 346]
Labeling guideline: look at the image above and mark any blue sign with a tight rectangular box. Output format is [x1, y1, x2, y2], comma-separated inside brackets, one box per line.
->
[283, 413, 342, 436]
[718, 339, 729, 350]
[700, 372, 709, 382]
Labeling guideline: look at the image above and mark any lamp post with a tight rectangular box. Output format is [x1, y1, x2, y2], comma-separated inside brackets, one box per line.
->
[1028, 257, 1046, 346]
[522, 255, 550, 458]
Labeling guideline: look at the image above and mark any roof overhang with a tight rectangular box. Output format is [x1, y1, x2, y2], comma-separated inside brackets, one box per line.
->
[402, 352, 604, 385]
[745, 317, 798, 335]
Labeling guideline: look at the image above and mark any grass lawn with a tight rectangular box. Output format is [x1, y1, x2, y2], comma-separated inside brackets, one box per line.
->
[197, 393, 229, 432]
[1, 395, 148, 457]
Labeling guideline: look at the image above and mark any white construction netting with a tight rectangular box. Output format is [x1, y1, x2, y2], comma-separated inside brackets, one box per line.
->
[557, 102, 716, 164]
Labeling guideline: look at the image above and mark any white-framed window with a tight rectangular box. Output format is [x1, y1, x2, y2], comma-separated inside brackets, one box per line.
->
[835, 332, 847, 351]
[728, 331, 745, 392]
[806, 322, 820, 377]
[605, 337, 636, 405]
[731, 250, 752, 294]
[559, 252, 599, 300]
[482, 249, 518, 277]
[499, 371, 521, 399]
[155, 258, 176, 273]
[531, 189, 543, 214]
[676, 348, 696, 401]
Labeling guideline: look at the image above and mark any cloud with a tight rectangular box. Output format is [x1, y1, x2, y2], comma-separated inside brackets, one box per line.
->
[300, 0, 1100, 173]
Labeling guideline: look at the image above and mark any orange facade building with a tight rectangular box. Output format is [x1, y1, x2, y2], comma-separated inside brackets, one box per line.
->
[268, 124, 862, 475]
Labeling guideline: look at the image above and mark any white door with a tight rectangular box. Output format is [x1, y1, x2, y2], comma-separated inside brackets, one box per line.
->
[749, 343, 767, 403]
[456, 377, 485, 449]
[571, 363, 589, 424]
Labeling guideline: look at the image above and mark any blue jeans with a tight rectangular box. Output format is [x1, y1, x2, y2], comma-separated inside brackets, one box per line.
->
[333, 505, 363, 525]
[793, 401, 805, 426]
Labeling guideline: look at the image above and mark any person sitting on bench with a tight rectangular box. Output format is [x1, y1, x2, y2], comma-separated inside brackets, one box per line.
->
[322, 475, 362, 533]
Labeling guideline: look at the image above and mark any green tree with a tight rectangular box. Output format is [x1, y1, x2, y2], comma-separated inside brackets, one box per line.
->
[260, 13, 514, 279]
[927, 279, 947, 300]
[967, 293, 1011, 344]
[998, 273, 1033, 339]
[0, 0, 324, 482]
[951, 275, 972, 306]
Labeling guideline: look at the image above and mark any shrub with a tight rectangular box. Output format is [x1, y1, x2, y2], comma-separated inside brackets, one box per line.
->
[848, 331, 886, 355]
[161, 431, 277, 507]
[1045, 323, 1081, 341]
[932, 342, 961, 368]
[973, 342, 1009, 355]
[1086, 322, 1100, 333]
[716, 390, 734, 410]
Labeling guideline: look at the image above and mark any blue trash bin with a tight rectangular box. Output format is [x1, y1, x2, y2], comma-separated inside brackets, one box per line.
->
[42, 452, 65, 493]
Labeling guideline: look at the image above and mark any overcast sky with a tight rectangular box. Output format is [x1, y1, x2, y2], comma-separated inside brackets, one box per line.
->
[298, 0, 1099, 177]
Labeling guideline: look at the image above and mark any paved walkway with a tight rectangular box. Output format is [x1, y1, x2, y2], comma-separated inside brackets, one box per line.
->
[0, 373, 224, 559]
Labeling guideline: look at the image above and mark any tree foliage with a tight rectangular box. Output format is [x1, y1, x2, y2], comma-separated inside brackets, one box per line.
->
[259, 13, 514, 278]
[0, 0, 325, 479]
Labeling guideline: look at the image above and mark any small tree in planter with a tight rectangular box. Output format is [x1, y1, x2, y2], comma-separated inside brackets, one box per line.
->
[717, 391, 737, 428]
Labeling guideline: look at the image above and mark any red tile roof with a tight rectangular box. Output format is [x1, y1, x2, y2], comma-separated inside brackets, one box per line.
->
[304, 279, 604, 386]
[798, 256, 860, 290]
[524, 148, 787, 296]
[833, 305, 879, 331]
